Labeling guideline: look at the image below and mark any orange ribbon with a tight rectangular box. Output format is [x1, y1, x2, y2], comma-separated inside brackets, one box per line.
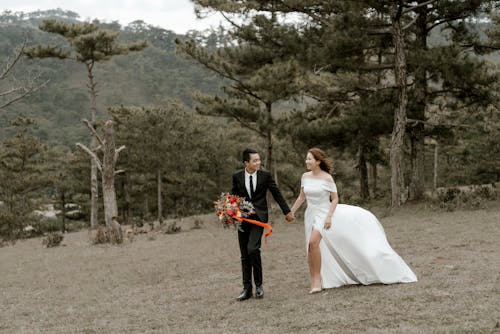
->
[227, 215, 272, 244]
[234, 216, 273, 238]
[219, 205, 273, 241]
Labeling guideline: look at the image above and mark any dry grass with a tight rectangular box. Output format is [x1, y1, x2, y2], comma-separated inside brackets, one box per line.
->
[1, 202, 499, 334]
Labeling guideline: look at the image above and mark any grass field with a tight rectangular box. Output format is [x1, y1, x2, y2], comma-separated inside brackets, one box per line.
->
[1, 201, 499, 333]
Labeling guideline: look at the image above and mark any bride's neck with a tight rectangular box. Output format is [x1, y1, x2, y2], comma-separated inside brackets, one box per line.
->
[311, 167, 322, 175]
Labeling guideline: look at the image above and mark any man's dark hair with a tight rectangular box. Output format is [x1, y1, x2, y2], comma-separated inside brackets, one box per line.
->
[242, 148, 259, 162]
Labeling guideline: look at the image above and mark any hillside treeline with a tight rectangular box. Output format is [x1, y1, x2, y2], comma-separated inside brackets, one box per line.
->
[0, 3, 498, 239]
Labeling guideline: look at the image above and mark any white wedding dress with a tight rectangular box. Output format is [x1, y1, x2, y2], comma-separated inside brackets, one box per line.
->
[302, 177, 417, 289]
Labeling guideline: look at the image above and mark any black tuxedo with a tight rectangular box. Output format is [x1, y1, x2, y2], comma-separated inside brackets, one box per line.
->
[232, 169, 290, 292]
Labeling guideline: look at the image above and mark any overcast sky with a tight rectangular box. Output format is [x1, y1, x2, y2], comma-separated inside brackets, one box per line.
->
[1, 0, 225, 33]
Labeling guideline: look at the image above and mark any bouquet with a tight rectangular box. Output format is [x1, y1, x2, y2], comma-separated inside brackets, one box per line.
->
[215, 193, 255, 232]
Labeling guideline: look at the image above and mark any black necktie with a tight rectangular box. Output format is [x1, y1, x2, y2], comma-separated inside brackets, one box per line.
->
[249, 175, 255, 199]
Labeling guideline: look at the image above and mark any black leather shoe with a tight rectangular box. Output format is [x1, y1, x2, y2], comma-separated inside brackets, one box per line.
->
[236, 290, 252, 301]
[255, 286, 264, 299]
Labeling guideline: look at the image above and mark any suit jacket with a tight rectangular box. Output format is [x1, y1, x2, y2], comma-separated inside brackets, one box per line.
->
[232, 169, 290, 223]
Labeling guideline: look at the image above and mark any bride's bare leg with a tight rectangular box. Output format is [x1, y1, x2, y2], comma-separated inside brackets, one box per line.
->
[308, 229, 322, 291]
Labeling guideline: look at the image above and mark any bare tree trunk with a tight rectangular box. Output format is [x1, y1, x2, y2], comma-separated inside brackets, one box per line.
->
[8, 195, 14, 240]
[370, 162, 378, 197]
[60, 192, 66, 233]
[157, 168, 163, 224]
[77, 119, 124, 243]
[390, 2, 408, 208]
[123, 171, 131, 225]
[433, 142, 438, 191]
[101, 120, 122, 243]
[358, 144, 370, 200]
[409, 129, 425, 199]
[265, 102, 273, 174]
[86, 61, 99, 229]
[409, 3, 428, 200]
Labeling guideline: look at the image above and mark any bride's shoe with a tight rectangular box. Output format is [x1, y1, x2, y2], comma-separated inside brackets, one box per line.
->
[309, 288, 322, 294]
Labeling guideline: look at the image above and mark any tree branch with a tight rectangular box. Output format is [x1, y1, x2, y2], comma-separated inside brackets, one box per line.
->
[76, 143, 103, 172]
[279, 2, 331, 27]
[0, 86, 27, 98]
[403, 14, 420, 30]
[407, 118, 472, 128]
[82, 119, 104, 146]
[313, 64, 332, 75]
[180, 42, 267, 105]
[219, 11, 243, 30]
[0, 78, 50, 110]
[427, 15, 468, 32]
[114, 145, 125, 163]
[228, 110, 266, 137]
[402, 0, 438, 14]
[0, 41, 26, 80]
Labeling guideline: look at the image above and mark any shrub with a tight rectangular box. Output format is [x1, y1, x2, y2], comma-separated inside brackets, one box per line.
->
[165, 221, 181, 234]
[36, 217, 60, 234]
[42, 233, 64, 248]
[90, 226, 109, 245]
[90, 226, 123, 245]
[192, 218, 203, 230]
[437, 185, 497, 211]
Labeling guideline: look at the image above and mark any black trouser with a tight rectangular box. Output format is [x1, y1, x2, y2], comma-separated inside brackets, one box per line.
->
[238, 218, 264, 292]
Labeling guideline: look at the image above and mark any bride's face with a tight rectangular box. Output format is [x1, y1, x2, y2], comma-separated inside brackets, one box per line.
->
[305, 152, 320, 170]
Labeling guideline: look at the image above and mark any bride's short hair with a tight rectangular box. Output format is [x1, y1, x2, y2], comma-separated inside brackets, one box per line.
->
[308, 148, 334, 174]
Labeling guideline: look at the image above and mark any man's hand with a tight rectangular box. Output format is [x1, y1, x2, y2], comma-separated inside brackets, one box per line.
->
[285, 212, 295, 222]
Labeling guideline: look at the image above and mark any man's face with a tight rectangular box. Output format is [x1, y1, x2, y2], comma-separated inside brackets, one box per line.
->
[244, 153, 261, 173]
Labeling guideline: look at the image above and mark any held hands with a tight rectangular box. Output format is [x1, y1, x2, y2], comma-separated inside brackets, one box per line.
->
[324, 217, 332, 230]
[285, 212, 295, 222]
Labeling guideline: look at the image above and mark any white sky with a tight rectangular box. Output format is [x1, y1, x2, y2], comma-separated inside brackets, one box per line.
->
[1, 0, 225, 34]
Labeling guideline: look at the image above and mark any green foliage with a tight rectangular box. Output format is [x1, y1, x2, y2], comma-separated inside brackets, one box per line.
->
[111, 104, 243, 219]
[0, 117, 51, 239]
[191, 0, 499, 201]
[24, 20, 148, 62]
[1, 11, 222, 147]
[436, 184, 498, 211]
[176, 13, 307, 171]
[48, 148, 90, 229]
[1, 6, 499, 235]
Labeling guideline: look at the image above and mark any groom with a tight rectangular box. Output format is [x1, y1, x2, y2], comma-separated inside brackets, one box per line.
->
[232, 148, 294, 301]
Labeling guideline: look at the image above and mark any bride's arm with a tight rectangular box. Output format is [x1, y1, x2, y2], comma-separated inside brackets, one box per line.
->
[324, 191, 339, 229]
[290, 186, 306, 215]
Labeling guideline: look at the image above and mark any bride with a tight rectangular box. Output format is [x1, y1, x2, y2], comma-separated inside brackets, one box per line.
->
[289, 148, 417, 293]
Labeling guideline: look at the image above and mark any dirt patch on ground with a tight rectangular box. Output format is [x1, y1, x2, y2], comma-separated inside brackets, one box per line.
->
[1, 203, 499, 333]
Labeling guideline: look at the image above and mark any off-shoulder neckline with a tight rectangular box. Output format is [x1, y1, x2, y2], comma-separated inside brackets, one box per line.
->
[302, 177, 335, 185]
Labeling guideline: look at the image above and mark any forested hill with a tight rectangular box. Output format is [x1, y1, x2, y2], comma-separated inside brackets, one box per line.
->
[0, 9, 223, 146]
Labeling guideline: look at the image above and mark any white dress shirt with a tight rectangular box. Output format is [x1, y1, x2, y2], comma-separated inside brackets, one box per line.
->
[244, 169, 257, 198]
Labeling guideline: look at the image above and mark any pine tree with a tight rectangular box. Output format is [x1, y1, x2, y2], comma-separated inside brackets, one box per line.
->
[24, 20, 147, 229]
[48, 147, 89, 233]
[0, 118, 50, 239]
[110, 104, 242, 221]
[401, 0, 499, 200]
[110, 105, 191, 225]
[194, 0, 499, 206]
[176, 12, 305, 173]
[76, 119, 125, 243]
